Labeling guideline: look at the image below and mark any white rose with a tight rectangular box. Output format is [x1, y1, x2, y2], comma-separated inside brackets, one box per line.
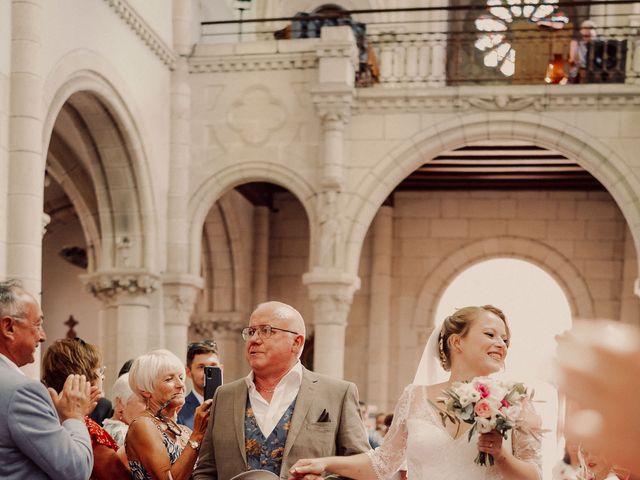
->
[476, 417, 494, 433]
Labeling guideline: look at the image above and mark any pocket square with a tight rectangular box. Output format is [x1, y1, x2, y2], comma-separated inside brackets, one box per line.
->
[317, 409, 331, 422]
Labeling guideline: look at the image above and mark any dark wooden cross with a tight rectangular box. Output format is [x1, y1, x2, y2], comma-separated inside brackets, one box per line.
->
[64, 315, 79, 339]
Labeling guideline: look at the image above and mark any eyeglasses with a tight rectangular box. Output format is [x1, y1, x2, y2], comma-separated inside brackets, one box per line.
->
[241, 325, 300, 341]
[187, 340, 218, 352]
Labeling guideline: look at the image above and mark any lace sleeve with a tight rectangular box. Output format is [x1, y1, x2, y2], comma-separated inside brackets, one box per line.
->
[366, 385, 413, 480]
[512, 398, 543, 480]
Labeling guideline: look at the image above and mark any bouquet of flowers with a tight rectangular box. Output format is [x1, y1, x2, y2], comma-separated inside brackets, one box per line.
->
[438, 376, 532, 466]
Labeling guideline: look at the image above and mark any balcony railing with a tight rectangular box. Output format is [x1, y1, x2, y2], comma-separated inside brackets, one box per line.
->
[366, 27, 640, 88]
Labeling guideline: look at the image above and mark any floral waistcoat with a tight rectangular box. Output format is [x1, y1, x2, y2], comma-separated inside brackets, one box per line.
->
[244, 396, 297, 475]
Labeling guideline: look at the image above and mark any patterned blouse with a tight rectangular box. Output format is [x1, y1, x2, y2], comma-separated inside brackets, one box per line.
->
[128, 416, 189, 480]
[84, 417, 120, 480]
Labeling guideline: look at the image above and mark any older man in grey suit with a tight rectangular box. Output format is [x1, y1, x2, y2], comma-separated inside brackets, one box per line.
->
[193, 301, 370, 480]
[0, 279, 94, 479]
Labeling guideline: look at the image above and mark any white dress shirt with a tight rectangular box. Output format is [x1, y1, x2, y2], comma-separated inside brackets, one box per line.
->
[245, 361, 303, 438]
[192, 389, 204, 405]
[0, 353, 24, 375]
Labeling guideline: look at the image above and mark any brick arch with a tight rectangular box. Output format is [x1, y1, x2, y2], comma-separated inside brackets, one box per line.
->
[412, 236, 595, 330]
[188, 162, 316, 275]
[344, 111, 640, 280]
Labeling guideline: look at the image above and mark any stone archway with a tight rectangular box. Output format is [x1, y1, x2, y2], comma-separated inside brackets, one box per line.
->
[412, 236, 595, 331]
[41, 59, 159, 382]
[345, 112, 640, 283]
[188, 162, 316, 276]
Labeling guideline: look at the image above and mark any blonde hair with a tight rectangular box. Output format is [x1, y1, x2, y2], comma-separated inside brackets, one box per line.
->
[438, 305, 510, 371]
[128, 349, 184, 399]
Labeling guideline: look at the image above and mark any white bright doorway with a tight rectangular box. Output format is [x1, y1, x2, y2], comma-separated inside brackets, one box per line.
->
[434, 258, 573, 480]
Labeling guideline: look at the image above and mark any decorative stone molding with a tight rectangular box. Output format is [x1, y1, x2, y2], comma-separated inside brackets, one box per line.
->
[103, 0, 176, 69]
[303, 269, 360, 326]
[315, 44, 359, 67]
[162, 274, 204, 325]
[189, 53, 318, 74]
[354, 86, 640, 113]
[81, 270, 160, 303]
[316, 191, 345, 268]
[190, 311, 244, 338]
[226, 86, 287, 146]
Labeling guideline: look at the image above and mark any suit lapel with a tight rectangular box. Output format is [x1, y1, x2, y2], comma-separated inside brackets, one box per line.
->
[234, 380, 248, 463]
[283, 368, 317, 458]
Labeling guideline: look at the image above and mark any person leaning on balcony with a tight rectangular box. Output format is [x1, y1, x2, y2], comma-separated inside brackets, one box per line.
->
[568, 20, 598, 83]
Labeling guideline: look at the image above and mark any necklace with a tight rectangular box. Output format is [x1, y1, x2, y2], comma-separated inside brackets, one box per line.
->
[145, 409, 185, 438]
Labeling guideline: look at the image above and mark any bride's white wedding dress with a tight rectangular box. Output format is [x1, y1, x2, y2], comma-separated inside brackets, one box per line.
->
[366, 384, 542, 480]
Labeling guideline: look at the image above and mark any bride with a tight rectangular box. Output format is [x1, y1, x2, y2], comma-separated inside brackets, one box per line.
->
[289, 305, 542, 480]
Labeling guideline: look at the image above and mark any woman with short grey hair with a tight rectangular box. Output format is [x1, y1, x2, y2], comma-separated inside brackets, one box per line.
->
[103, 373, 145, 447]
[125, 349, 212, 480]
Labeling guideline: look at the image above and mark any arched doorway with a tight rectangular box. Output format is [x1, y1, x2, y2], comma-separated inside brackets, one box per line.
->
[189, 181, 312, 382]
[435, 258, 572, 479]
[42, 88, 156, 388]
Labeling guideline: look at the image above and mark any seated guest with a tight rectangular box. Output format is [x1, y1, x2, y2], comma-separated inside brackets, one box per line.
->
[126, 349, 212, 480]
[103, 372, 145, 447]
[178, 339, 221, 430]
[42, 338, 130, 480]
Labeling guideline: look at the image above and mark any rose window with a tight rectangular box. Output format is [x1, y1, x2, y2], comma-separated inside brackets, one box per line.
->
[474, 0, 560, 77]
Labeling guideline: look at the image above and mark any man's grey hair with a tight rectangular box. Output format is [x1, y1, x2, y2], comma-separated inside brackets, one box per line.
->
[0, 279, 27, 319]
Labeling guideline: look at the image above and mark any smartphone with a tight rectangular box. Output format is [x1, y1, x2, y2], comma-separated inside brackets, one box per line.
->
[203, 366, 223, 401]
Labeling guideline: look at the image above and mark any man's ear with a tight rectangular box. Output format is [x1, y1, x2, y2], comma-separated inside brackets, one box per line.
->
[0, 316, 16, 340]
[185, 366, 193, 379]
[292, 335, 304, 354]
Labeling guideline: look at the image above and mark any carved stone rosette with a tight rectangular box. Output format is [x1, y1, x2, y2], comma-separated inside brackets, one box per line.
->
[81, 270, 160, 304]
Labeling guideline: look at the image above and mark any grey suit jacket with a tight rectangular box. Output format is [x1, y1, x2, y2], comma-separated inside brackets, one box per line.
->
[193, 367, 370, 480]
[0, 357, 93, 480]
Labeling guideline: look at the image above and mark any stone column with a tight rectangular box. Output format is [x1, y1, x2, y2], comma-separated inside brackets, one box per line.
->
[303, 271, 360, 379]
[82, 270, 160, 387]
[191, 311, 244, 381]
[252, 206, 270, 306]
[8, 0, 45, 378]
[0, 0, 10, 278]
[162, 273, 204, 361]
[366, 206, 393, 410]
[304, 26, 360, 379]
[7, 0, 44, 292]
[163, 0, 202, 354]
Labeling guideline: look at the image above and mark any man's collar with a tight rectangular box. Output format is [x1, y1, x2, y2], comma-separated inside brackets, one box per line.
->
[245, 360, 303, 389]
[0, 352, 25, 375]
[192, 389, 204, 404]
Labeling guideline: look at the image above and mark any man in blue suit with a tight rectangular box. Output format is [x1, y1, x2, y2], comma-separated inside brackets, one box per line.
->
[178, 339, 221, 429]
[0, 279, 95, 479]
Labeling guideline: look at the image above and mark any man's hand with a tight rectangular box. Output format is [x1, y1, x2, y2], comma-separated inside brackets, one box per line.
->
[48, 374, 95, 423]
[288, 458, 327, 479]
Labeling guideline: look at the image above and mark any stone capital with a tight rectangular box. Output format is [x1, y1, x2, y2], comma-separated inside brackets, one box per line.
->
[303, 269, 360, 326]
[81, 269, 160, 304]
[162, 273, 204, 325]
[311, 84, 354, 127]
[190, 311, 244, 338]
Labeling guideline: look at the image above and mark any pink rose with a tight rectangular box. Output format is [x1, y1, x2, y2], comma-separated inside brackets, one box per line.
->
[474, 399, 492, 418]
[501, 399, 510, 409]
[476, 383, 490, 398]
